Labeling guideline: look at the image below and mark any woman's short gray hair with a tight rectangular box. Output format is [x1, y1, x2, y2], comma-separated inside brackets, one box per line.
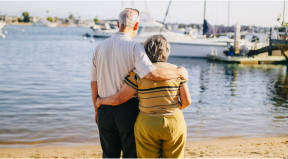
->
[118, 9, 139, 28]
[143, 35, 170, 63]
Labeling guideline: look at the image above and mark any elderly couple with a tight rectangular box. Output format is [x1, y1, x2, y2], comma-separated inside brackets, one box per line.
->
[90, 8, 191, 158]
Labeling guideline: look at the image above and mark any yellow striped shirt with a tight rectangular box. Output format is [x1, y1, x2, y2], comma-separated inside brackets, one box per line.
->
[124, 62, 187, 116]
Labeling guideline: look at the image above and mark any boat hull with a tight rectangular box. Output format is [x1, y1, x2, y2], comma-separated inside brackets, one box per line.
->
[93, 34, 112, 38]
[170, 42, 227, 58]
[93, 29, 117, 38]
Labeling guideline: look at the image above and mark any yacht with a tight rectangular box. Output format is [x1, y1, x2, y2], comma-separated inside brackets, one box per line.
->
[132, 11, 193, 43]
[92, 11, 193, 41]
[93, 22, 118, 38]
[169, 37, 266, 58]
[168, 19, 267, 58]
[133, 11, 265, 57]
[33, 20, 58, 27]
[92, 10, 265, 58]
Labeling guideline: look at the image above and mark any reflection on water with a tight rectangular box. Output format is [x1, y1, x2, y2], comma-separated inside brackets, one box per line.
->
[267, 70, 288, 129]
[0, 26, 287, 147]
[270, 71, 288, 108]
[170, 58, 288, 140]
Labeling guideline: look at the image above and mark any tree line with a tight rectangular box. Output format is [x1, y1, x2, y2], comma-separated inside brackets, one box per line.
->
[16, 11, 100, 24]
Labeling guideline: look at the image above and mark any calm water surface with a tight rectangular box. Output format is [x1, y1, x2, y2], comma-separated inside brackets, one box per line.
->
[0, 26, 287, 147]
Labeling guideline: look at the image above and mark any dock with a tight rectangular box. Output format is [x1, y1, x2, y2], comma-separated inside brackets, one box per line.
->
[208, 26, 288, 65]
[271, 27, 288, 66]
[207, 54, 286, 64]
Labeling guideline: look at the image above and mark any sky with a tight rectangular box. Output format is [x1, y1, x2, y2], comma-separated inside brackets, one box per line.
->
[0, 0, 285, 27]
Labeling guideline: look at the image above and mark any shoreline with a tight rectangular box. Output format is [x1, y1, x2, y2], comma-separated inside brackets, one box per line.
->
[0, 136, 287, 158]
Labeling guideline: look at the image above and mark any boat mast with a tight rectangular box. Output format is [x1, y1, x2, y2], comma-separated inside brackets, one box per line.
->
[204, 0, 206, 21]
[160, 0, 172, 33]
[228, 0, 230, 26]
[122, 1, 124, 10]
[203, 0, 207, 36]
[145, 0, 149, 11]
[131, 0, 134, 8]
[283, 0, 286, 25]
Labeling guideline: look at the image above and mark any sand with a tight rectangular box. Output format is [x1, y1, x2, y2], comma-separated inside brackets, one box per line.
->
[0, 136, 287, 158]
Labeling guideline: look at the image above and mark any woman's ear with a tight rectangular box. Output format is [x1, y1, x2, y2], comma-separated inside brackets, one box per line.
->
[117, 21, 120, 28]
[133, 22, 139, 31]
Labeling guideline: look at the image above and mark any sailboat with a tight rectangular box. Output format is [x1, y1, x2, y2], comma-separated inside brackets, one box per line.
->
[92, 1, 192, 40]
[92, 1, 265, 57]
[168, 1, 266, 58]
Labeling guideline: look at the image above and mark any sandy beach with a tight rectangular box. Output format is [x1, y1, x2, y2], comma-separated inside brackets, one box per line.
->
[0, 136, 287, 158]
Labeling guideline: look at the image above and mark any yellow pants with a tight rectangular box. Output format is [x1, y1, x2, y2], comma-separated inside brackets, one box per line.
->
[134, 111, 187, 158]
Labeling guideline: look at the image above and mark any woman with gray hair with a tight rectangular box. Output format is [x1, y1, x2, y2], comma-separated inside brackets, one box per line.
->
[144, 35, 170, 63]
[96, 35, 191, 158]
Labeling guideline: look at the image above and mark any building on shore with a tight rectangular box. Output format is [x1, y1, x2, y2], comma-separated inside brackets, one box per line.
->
[0, 15, 18, 23]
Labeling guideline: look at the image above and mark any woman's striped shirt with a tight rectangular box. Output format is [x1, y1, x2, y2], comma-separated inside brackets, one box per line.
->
[124, 62, 187, 116]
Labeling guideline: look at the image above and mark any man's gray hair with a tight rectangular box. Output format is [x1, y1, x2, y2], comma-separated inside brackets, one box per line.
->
[118, 9, 139, 28]
[143, 35, 170, 63]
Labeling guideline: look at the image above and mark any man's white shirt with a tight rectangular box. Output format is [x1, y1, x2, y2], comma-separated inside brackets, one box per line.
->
[90, 32, 156, 98]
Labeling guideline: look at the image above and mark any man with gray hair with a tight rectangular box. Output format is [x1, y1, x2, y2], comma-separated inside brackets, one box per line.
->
[90, 8, 188, 158]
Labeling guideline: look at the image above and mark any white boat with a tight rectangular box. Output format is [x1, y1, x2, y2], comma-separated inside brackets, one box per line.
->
[92, 11, 193, 41]
[133, 11, 265, 58]
[33, 20, 58, 27]
[132, 11, 193, 43]
[169, 37, 265, 58]
[93, 22, 118, 38]
[92, 10, 265, 58]
[166, 0, 267, 58]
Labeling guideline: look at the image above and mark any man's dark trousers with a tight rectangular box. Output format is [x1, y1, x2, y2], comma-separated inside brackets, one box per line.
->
[97, 97, 139, 158]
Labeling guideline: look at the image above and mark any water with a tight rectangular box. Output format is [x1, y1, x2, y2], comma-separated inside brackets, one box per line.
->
[0, 26, 287, 147]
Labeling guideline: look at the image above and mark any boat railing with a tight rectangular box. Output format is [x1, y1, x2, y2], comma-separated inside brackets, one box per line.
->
[271, 27, 288, 45]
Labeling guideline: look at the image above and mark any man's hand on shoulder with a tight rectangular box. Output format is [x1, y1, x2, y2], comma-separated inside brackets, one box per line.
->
[143, 66, 189, 81]
[177, 66, 189, 81]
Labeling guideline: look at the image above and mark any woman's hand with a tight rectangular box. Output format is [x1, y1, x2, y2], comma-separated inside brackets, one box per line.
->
[179, 84, 191, 110]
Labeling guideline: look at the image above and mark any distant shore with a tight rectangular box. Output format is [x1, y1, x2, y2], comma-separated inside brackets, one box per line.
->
[0, 136, 287, 158]
[9, 22, 70, 27]
[10, 22, 32, 26]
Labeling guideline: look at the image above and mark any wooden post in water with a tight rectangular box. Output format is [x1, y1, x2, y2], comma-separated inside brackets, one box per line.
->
[278, 45, 288, 67]
[234, 22, 240, 55]
[279, 27, 288, 67]
[270, 27, 288, 68]
[268, 27, 272, 56]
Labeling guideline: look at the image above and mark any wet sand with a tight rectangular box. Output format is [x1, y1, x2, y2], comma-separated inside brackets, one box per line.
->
[0, 136, 287, 158]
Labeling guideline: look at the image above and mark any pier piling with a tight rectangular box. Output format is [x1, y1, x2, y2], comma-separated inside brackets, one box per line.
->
[271, 27, 288, 68]
[234, 23, 240, 55]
